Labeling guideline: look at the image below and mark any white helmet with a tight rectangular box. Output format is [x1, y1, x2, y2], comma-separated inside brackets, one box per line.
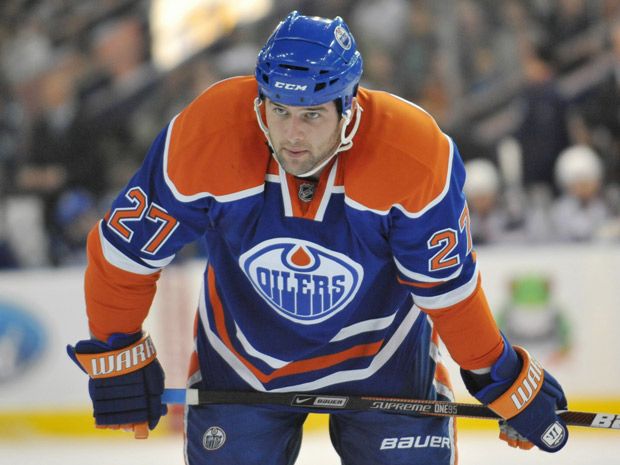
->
[464, 158, 500, 197]
[554, 145, 603, 190]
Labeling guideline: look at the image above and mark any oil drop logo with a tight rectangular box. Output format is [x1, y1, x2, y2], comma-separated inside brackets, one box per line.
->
[239, 238, 363, 324]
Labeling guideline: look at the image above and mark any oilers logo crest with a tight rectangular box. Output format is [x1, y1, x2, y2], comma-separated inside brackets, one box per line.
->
[239, 238, 363, 324]
[334, 25, 352, 50]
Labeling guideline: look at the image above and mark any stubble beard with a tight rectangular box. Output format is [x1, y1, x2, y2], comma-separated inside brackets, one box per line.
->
[275, 150, 316, 177]
[274, 134, 341, 177]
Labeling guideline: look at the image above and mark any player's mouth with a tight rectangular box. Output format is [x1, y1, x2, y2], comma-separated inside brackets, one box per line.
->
[282, 147, 310, 158]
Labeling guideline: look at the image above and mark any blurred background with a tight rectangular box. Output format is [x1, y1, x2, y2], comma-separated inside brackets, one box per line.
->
[0, 1, 619, 464]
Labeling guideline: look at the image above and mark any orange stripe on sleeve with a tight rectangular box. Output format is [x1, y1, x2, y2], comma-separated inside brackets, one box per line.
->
[397, 277, 445, 289]
[421, 277, 504, 370]
[85, 225, 160, 341]
[434, 361, 453, 391]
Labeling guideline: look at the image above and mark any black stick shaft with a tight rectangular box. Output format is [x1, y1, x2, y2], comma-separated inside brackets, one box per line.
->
[162, 388, 620, 430]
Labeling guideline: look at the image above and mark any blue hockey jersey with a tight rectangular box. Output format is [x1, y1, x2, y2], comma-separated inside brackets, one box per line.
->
[84, 76, 503, 397]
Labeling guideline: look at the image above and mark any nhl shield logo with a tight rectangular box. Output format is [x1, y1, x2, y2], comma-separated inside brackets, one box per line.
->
[239, 238, 363, 324]
[203, 426, 226, 451]
[298, 182, 315, 202]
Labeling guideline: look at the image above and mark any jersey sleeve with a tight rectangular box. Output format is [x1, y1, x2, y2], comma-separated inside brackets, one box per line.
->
[85, 122, 211, 340]
[389, 139, 504, 370]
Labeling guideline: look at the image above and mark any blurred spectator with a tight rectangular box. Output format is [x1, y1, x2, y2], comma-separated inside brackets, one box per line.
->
[522, 184, 556, 243]
[495, 0, 545, 64]
[2, 195, 49, 267]
[550, 144, 612, 241]
[76, 15, 157, 197]
[352, 0, 410, 52]
[515, 44, 570, 190]
[463, 158, 522, 244]
[51, 188, 100, 266]
[13, 48, 88, 266]
[81, 15, 155, 116]
[0, 202, 18, 269]
[0, 17, 52, 87]
[1, 1, 620, 267]
[456, 0, 496, 94]
[0, 77, 26, 268]
[396, 2, 437, 99]
[577, 20, 620, 184]
[546, 0, 592, 47]
[0, 78, 26, 177]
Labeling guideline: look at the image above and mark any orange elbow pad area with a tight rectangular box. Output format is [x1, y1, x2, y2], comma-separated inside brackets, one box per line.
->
[84, 225, 160, 341]
[421, 279, 504, 370]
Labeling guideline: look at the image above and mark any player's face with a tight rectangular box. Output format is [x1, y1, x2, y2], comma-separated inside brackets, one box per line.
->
[265, 99, 342, 177]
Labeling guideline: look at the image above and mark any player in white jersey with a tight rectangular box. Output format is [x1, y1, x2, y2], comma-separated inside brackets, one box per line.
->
[68, 11, 569, 464]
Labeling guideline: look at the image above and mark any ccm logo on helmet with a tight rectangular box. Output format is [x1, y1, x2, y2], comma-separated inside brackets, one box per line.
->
[274, 81, 308, 91]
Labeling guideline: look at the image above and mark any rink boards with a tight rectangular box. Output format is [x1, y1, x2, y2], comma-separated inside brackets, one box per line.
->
[0, 244, 619, 437]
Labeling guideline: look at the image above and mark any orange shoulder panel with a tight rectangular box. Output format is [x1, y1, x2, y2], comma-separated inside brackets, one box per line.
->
[84, 225, 160, 341]
[166, 76, 271, 198]
[421, 277, 504, 370]
[340, 88, 451, 213]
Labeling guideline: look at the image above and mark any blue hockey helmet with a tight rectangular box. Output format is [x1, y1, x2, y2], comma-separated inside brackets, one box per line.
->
[255, 11, 363, 114]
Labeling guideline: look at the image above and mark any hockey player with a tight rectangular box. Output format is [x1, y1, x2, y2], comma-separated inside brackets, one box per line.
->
[68, 11, 569, 464]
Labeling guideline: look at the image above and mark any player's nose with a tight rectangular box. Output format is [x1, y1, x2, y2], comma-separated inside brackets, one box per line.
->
[283, 116, 305, 143]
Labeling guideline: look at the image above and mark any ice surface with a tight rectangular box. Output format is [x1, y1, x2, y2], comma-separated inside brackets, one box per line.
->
[0, 430, 617, 465]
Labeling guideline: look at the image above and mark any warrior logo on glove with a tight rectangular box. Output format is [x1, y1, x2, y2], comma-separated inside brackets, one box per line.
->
[542, 422, 566, 449]
[74, 334, 157, 378]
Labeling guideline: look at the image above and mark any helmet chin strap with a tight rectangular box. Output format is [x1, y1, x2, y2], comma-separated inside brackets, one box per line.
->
[253, 97, 363, 178]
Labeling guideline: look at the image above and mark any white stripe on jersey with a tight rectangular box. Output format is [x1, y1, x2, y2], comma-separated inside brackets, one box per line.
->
[428, 338, 455, 401]
[278, 164, 294, 217]
[314, 159, 339, 222]
[272, 304, 421, 392]
[434, 379, 455, 401]
[199, 282, 422, 392]
[235, 322, 290, 369]
[394, 257, 463, 283]
[199, 284, 266, 392]
[329, 313, 396, 342]
[98, 221, 172, 274]
[411, 263, 479, 310]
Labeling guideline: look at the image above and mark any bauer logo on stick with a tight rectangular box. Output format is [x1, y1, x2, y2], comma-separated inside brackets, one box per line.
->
[592, 414, 620, 429]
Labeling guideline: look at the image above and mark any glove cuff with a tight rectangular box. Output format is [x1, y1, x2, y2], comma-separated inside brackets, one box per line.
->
[73, 333, 158, 379]
[488, 346, 544, 419]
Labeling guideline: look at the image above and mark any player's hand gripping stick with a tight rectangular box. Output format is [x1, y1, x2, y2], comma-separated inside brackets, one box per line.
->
[462, 341, 568, 452]
[67, 332, 167, 439]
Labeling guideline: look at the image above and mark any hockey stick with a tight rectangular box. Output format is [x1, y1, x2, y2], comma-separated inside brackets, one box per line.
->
[162, 388, 620, 430]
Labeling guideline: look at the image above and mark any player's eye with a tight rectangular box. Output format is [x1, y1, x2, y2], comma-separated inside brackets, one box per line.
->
[305, 111, 321, 120]
[273, 106, 288, 116]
